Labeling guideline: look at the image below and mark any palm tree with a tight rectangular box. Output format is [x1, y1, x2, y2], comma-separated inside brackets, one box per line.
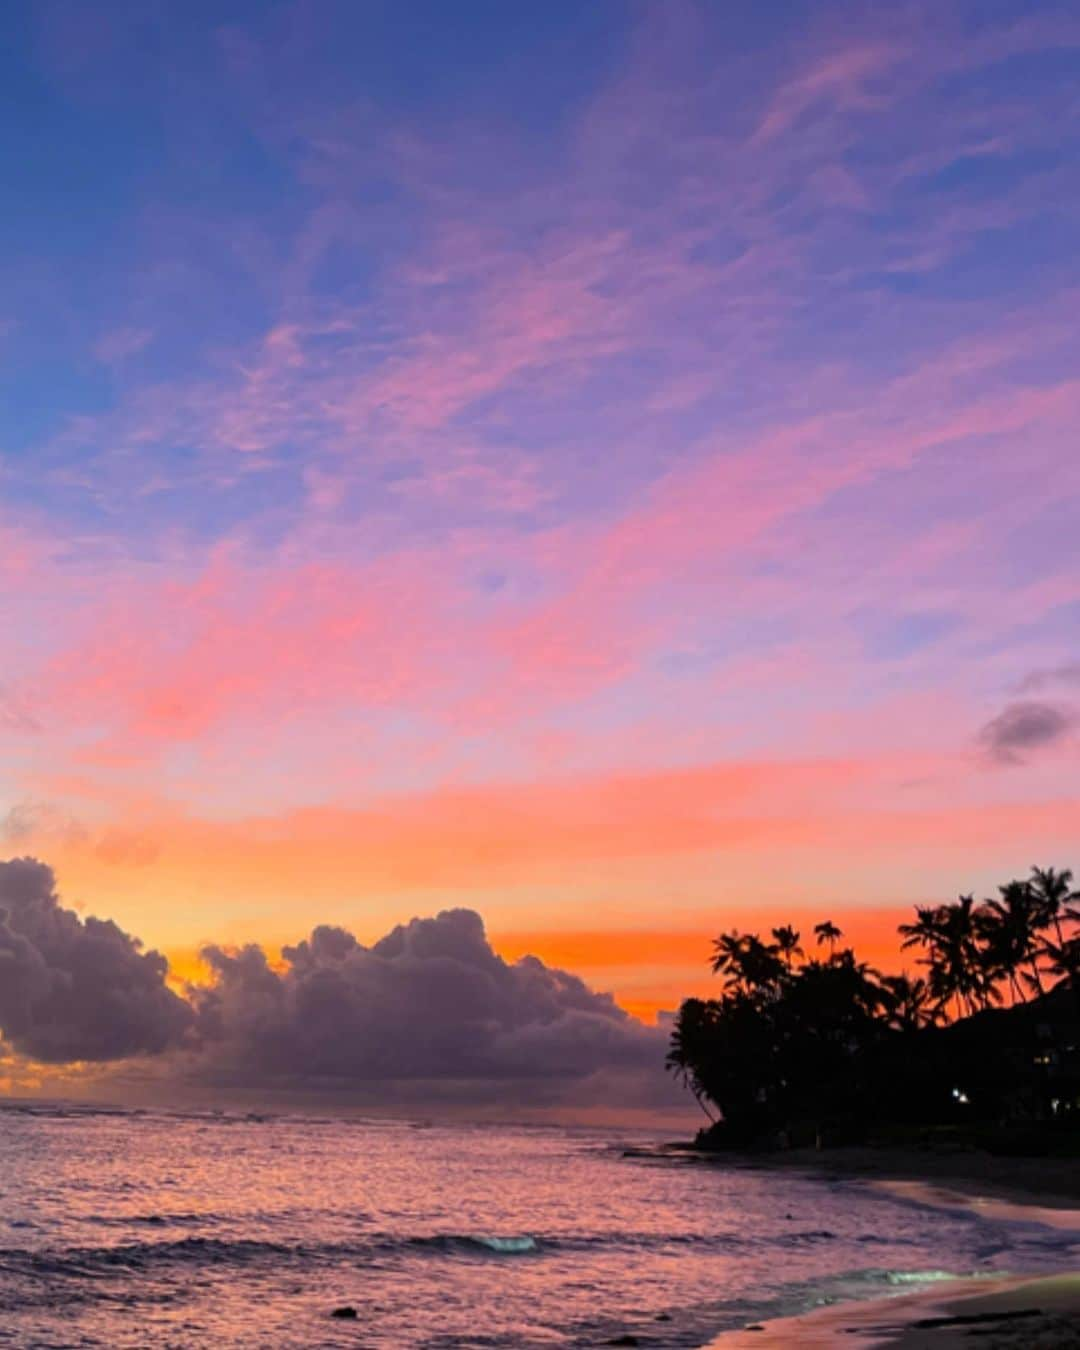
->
[1042, 935, 1080, 989]
[1009, 880, 1046, 996]
[1029, 866, 1076, 947]
[899, 905, 943, 955]
[899, 905, 950, 1012]
[941, 894, 998, 1015]
[739, 933, 787, 994]
[711, 930, 744, 982]
[978, 882, 1043, 1004]
[1041, 934, 1080, 1024]
[665, 998, 719, 1121]
[771, 925, 804, 971]
[827, 947, 887, 1018]
[813, 920, 842, 958]
[710, 930, 785, 997]
[879, 973, 938, 1033]
[900, 897, 992, 1020]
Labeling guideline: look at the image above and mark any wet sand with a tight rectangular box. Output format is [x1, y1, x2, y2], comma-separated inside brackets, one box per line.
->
[702, 1150, 1080, 1347]
[738, 1144, 1080, 1209]
[709, 1273, 1080, 1347]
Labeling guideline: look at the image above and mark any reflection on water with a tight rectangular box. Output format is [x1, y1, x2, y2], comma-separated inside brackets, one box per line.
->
[0, 1108, 1077, 1347]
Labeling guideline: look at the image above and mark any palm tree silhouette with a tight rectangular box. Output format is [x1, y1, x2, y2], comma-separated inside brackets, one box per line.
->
[665, 998, 719, 1121]
[1041, 929, 1080, 1023]
[899, 906, 945, 999]
[710, 930, 743, 982]
[672, 863, 1078, 1139]
[978, 882, 1043, 1004]
[710, 930, 786, 996]
[1042, 935, 1080, 988]
[879, 972, 938, 1033]
[739, 933, 787, 994]
[943, 894, 998, 1015]
[771, 925, 804, 970]
[900, 897, 992, 1019]
[1029, 866, 1076, 947]
[813, 919, 843, 958]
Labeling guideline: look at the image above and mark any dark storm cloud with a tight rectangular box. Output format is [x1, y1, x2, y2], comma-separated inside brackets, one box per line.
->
[189, 908, 663, 1091]
[978, 700, 1074, 765]
[0, 858, 193, 1062]
[0, 859, 670, 1107]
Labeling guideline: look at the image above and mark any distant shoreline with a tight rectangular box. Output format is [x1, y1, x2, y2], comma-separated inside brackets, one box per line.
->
[711, 1141, 1080, 1208]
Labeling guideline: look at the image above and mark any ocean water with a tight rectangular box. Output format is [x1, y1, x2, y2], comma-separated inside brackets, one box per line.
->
[1, 1107, 1078, 1348]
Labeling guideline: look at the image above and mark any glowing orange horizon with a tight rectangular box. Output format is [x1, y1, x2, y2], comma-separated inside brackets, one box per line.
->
[160, 907, 935, 1027]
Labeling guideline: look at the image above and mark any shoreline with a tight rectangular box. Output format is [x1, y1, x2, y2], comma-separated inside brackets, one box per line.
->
[686, 1141, 1080, 1207]
[707, 1273, 1080, 1348]
[694, 1147, 1080, 1347]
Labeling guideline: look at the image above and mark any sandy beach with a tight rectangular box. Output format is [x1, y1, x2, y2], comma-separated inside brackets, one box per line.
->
[729, 1144, 1080, 1208]
[705, 1149, 1080, 1347]
[709, 1273, 1080, 1347]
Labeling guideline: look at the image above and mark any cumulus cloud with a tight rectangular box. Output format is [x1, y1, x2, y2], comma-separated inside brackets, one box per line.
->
[0, 859, 193, 1062]
[979, 700, 1074, 765]
[0, 859, 669, 1109]
[189, 909, 663, 1097]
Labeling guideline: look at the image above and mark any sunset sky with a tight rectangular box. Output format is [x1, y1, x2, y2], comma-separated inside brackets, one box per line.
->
[2, 0, 1079, 1057]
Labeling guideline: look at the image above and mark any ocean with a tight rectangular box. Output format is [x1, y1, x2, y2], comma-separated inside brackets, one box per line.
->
[0, 1106, 1077, 1348]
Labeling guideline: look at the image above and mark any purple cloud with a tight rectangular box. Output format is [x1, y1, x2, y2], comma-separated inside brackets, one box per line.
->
[190, 908, 663, 1097]
[0, 858, 667, 1108]
[979, 700, 1074, 765]
[0, 859, 192, 1063]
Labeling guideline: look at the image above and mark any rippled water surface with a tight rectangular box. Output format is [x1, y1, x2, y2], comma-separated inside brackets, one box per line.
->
[1, 1107, 1078, 1347]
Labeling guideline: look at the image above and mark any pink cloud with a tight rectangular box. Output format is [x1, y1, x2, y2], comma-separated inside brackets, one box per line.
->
[478, 352, 1080, 711]
[41, 544, 458, 755]
[751, 44, 900, 145]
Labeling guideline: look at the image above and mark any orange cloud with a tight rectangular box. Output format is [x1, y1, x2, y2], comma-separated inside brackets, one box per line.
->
[16, 749, 1078, 981]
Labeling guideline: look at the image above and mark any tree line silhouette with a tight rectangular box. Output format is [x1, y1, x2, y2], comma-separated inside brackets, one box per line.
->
[667, 867, 1080, 1147]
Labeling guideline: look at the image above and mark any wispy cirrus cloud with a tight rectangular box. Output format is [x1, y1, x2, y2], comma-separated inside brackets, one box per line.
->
[1019, 663, 1080, 693]
[1, 0, 1078, 1032]
[23, 0, 1080, 529]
